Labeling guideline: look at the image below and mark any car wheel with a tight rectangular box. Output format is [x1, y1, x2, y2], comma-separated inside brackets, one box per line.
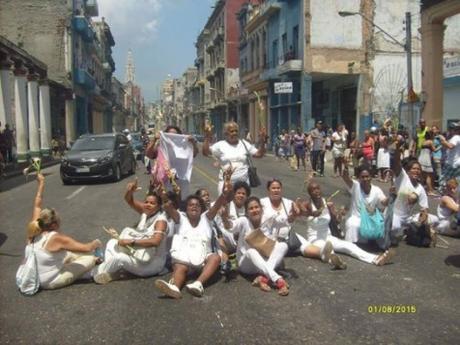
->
[62, 178, 72, 185]
[113, 164, 121, 182]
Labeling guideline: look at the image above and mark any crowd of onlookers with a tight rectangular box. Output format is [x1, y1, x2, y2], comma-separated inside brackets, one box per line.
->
[273, 118, 460, 197]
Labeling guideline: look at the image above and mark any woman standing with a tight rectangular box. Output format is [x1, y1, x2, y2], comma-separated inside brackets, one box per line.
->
[292, 128, 307, 171]
[93, 178, 169, 284]
[348, 132, 361, 178]
[418, 131, 438, 196]
[361, 130, 375, 167]
[377, 129, 390, 182]
[25, 174, 101, 290]
[331, 124, 348, 177]
[202, 121, 266, 193]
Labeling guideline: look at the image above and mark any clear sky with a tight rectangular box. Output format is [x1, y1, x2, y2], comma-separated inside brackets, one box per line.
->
[98, 0, 215, 102]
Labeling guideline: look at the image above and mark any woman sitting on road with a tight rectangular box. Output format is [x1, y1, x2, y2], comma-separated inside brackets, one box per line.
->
[435, 178, 460, 237]
[26, 174, 102, 290]
[202, 121, 266, 194]
[295, 181, 395, 268]
[93, 178, 169, 284]
[341, 164, 389, 244]
[154, 174, 232, 299]
[222, 196, 291, 296]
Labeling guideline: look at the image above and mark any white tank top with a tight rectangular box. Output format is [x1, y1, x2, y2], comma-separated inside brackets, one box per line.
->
[306, 199, 331, 240]
[437, 196, 457, 221]
[29, 232, 67, 287]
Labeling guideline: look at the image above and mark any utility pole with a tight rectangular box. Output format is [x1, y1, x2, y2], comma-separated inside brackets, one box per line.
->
[405, 12, 414, 134]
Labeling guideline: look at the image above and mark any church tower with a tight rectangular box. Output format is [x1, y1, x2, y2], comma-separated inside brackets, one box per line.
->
[125, 49, 135, 83]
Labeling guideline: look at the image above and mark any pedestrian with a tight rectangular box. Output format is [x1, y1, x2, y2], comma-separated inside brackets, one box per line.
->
[331, 124, 348, 177]
[153, 172, 232, 299]
[418, 130, 438, 196]
[377, 128, 390, 182]
[221, 195, 290, 296]
[202, 121, 266, 194]
[348, 131, 361, 177]
[3, 124, 14, 162]
[295, 181, 395, 267]
[437, 122, 460, 188]
[25, 174, 101, 290]
[310, 121, 325, 176]
[93, 178, 169, 284]
[51, 137, 60, 158]
[431, 125, 443, 185]
[361, 130, 375, 167]
[413, 118, 428, 157]
[434, 178, 460, 237]
[292, 127, 307, 171]
[280, 129, 290, 160]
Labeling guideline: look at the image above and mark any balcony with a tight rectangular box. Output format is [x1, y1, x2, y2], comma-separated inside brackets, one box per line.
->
[277, 59, 302, 75]
[74, 68, 96, 90]
[73, 16, 95, 42]
[246, 2, 281, 33]
[260, 67, 278, 81]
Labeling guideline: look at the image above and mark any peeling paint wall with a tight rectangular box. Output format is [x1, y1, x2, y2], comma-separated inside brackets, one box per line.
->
[444, 14, 460, 52]
[310, 0, 362, 48]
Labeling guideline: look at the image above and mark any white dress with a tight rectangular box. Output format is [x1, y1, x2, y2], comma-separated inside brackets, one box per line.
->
[377, 148, 390, 169]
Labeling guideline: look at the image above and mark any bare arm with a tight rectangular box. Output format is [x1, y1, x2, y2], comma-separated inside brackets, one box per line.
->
[341, 165, 353, 189]
[124, 178, 144, 214]
[46, 234, 100, 253]
[158, 185, 180, 224]
[439, 135, 455, 149]
[32, 174, 45, 221]
[202, 123, 213, 157]
[120, 220, 168, 248]
[145, 133, 159, 159]
[187, 136, 199, 158]
[393, 137, 403, 177]
[253, 127, 267, 158]
[441, 196, 460, 213]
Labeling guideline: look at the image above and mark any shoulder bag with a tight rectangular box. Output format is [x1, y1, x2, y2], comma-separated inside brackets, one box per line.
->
[120, 227, 157, 264]
[245, 228, 275, 258]
[281, 200, 301, 253]
[170, 233, 208, 267]
[16, 242, 40, 296]
[241, 140, 261, 188]
[359, 200, 384, 240]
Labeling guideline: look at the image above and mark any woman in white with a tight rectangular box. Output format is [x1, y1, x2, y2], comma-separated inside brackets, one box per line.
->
[377, 129, 390, 182]
[93, 179, 168, 284]
[435, 178, 460, 237]
[341, 164, 389, 243]
[25, 174, 101, 290]
[154, 182, 231, 299]
[331, 124, 348, 177]
[202, 121, 266, 193]
[223, 196, 290, 296]
[390, 139, 436, 243]
[296, 181, 395, 268]
[418, 131, 438, 196]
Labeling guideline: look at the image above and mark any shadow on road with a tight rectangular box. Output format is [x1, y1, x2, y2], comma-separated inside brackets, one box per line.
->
[0, 232, 7, 247]
[444, 255, 460, 268]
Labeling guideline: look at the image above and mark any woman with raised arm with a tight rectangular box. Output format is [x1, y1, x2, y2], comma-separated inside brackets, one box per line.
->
[295, 181, 394, 268]
[202, 121, 266, 193]
[154, 172, 233, 299]
[25, 174, 101, 290]
[93, 178, 169, 284]
[341, 164, 389, 244]
[222, 196, 291, 296]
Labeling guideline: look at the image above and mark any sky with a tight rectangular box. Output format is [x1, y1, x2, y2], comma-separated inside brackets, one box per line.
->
[97, 0, 215, 102]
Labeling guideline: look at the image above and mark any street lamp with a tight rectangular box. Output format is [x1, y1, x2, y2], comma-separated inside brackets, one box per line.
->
[338, 10, 415, 133]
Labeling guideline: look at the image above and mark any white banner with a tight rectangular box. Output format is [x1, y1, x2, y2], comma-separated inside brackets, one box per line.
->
[274, 82, 293, 94]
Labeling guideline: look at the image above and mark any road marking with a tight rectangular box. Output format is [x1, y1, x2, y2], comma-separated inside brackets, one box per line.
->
[66, 186, 85, 200]
[194, 165, 218, 185]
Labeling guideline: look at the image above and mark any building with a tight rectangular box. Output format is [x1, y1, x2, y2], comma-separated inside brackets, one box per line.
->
[161, 76, 175, 127]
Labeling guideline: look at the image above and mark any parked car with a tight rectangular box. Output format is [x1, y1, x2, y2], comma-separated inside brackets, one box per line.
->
[60, 133, 136, 184]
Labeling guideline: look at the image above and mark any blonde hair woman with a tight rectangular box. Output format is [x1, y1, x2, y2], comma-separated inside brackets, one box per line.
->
[25, 174, 101, 290]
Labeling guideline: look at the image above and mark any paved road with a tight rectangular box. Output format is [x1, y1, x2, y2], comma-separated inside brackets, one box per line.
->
[1, 155, 459, 344]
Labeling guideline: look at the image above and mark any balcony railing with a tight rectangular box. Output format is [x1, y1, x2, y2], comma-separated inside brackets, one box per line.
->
[74, 68, 96, 90]
[277, 59, 302, 75]
[73, 16, 95, 42]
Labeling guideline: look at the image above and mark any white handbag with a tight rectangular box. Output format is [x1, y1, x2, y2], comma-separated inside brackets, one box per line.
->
[170, 233, 208, 267]
[16, 244, 40, 295]
[120, 227, 156, 264]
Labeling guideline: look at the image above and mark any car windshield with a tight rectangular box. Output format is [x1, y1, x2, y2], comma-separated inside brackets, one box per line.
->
[71, 137, 115, 151]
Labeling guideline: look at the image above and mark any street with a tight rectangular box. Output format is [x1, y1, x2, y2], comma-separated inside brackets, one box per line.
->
[1, 154, 459, 345]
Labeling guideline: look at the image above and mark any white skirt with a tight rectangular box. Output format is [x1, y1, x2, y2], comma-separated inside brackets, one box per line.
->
[377, 148, 390, 169]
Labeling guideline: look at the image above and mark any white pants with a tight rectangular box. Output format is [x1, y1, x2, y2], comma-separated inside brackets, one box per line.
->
[344, 215, 361, 243]
[45, 252, 96, 290]
[95, 239, 166, 277]
[435, 219, 460, 236]
[238, 242, 288, 283]
[297, 233, 377, 264]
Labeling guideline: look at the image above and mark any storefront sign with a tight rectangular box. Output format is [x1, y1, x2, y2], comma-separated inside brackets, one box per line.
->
[444, 56, 460, 78]
[274, 82, 293, 94]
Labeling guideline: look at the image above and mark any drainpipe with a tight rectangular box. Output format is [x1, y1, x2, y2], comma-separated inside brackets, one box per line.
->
[356, 74, 362, 140]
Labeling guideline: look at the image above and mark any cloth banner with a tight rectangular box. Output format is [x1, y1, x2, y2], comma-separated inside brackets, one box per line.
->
[153, 132, 194, 183]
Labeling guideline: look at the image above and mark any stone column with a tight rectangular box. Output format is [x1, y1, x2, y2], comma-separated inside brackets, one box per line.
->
[0, 59, 12, 127]
[13, 63, 28, 162]
[39, 79, 51, 155]
[420, 21, 445, 128]
[27, 73, 40, 157]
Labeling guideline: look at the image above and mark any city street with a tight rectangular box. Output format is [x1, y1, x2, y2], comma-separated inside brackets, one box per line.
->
[1, 154, 459, 344]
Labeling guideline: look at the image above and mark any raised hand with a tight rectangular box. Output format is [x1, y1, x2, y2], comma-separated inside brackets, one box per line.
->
[258, 127, 267, 143]
[204, 121, 214, 139]
[126, 177, 141, 193]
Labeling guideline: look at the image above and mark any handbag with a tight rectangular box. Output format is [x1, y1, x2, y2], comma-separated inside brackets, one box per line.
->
[280, 200, 301, 252]
[241, 140, 261, 187]
[16, 243, 40, 296]
[245, 228, 275, 258]
[170, 233, 208, 267]
[359, 202, 384, 240]
[120, 227, 157, 264]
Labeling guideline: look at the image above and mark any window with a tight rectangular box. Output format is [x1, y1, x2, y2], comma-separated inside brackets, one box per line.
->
[282, 33, 287, 60]
[262, 30, 267, 68]
[255, 36, 260, 69]
[293, 26, 299, 59]
[272, 39, 278, 68]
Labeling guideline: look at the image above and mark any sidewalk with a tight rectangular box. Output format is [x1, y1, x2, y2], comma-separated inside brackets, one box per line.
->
[2, 156, 61, 179]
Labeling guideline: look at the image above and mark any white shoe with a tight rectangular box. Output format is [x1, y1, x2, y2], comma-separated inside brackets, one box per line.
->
[154, 279, 182, 299]
[320, 241, 333, 263]
[186, 281, 204, 297]
[93, 272, 116, 285]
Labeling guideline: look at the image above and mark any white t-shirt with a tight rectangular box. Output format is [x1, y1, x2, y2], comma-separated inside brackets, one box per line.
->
[260, 197, 293, 240]
[175, 212, 213, 254]
[394, 169, 429, 217]
[446, 135, 460, 168]
[214, 201, 246, 230]
[230, 217, 271, 260]
[347, 180, 386, 218]
[332, 131, 347, 150]
[210, 139, 258, 183]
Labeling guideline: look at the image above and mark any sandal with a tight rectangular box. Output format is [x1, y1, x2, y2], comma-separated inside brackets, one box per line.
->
[252, 275, 271, 292]
[276, 278, 289, 296]
[374, 248, 396, 266]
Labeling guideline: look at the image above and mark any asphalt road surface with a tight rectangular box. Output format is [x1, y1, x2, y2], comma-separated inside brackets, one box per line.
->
[1, 154, 459, 344]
